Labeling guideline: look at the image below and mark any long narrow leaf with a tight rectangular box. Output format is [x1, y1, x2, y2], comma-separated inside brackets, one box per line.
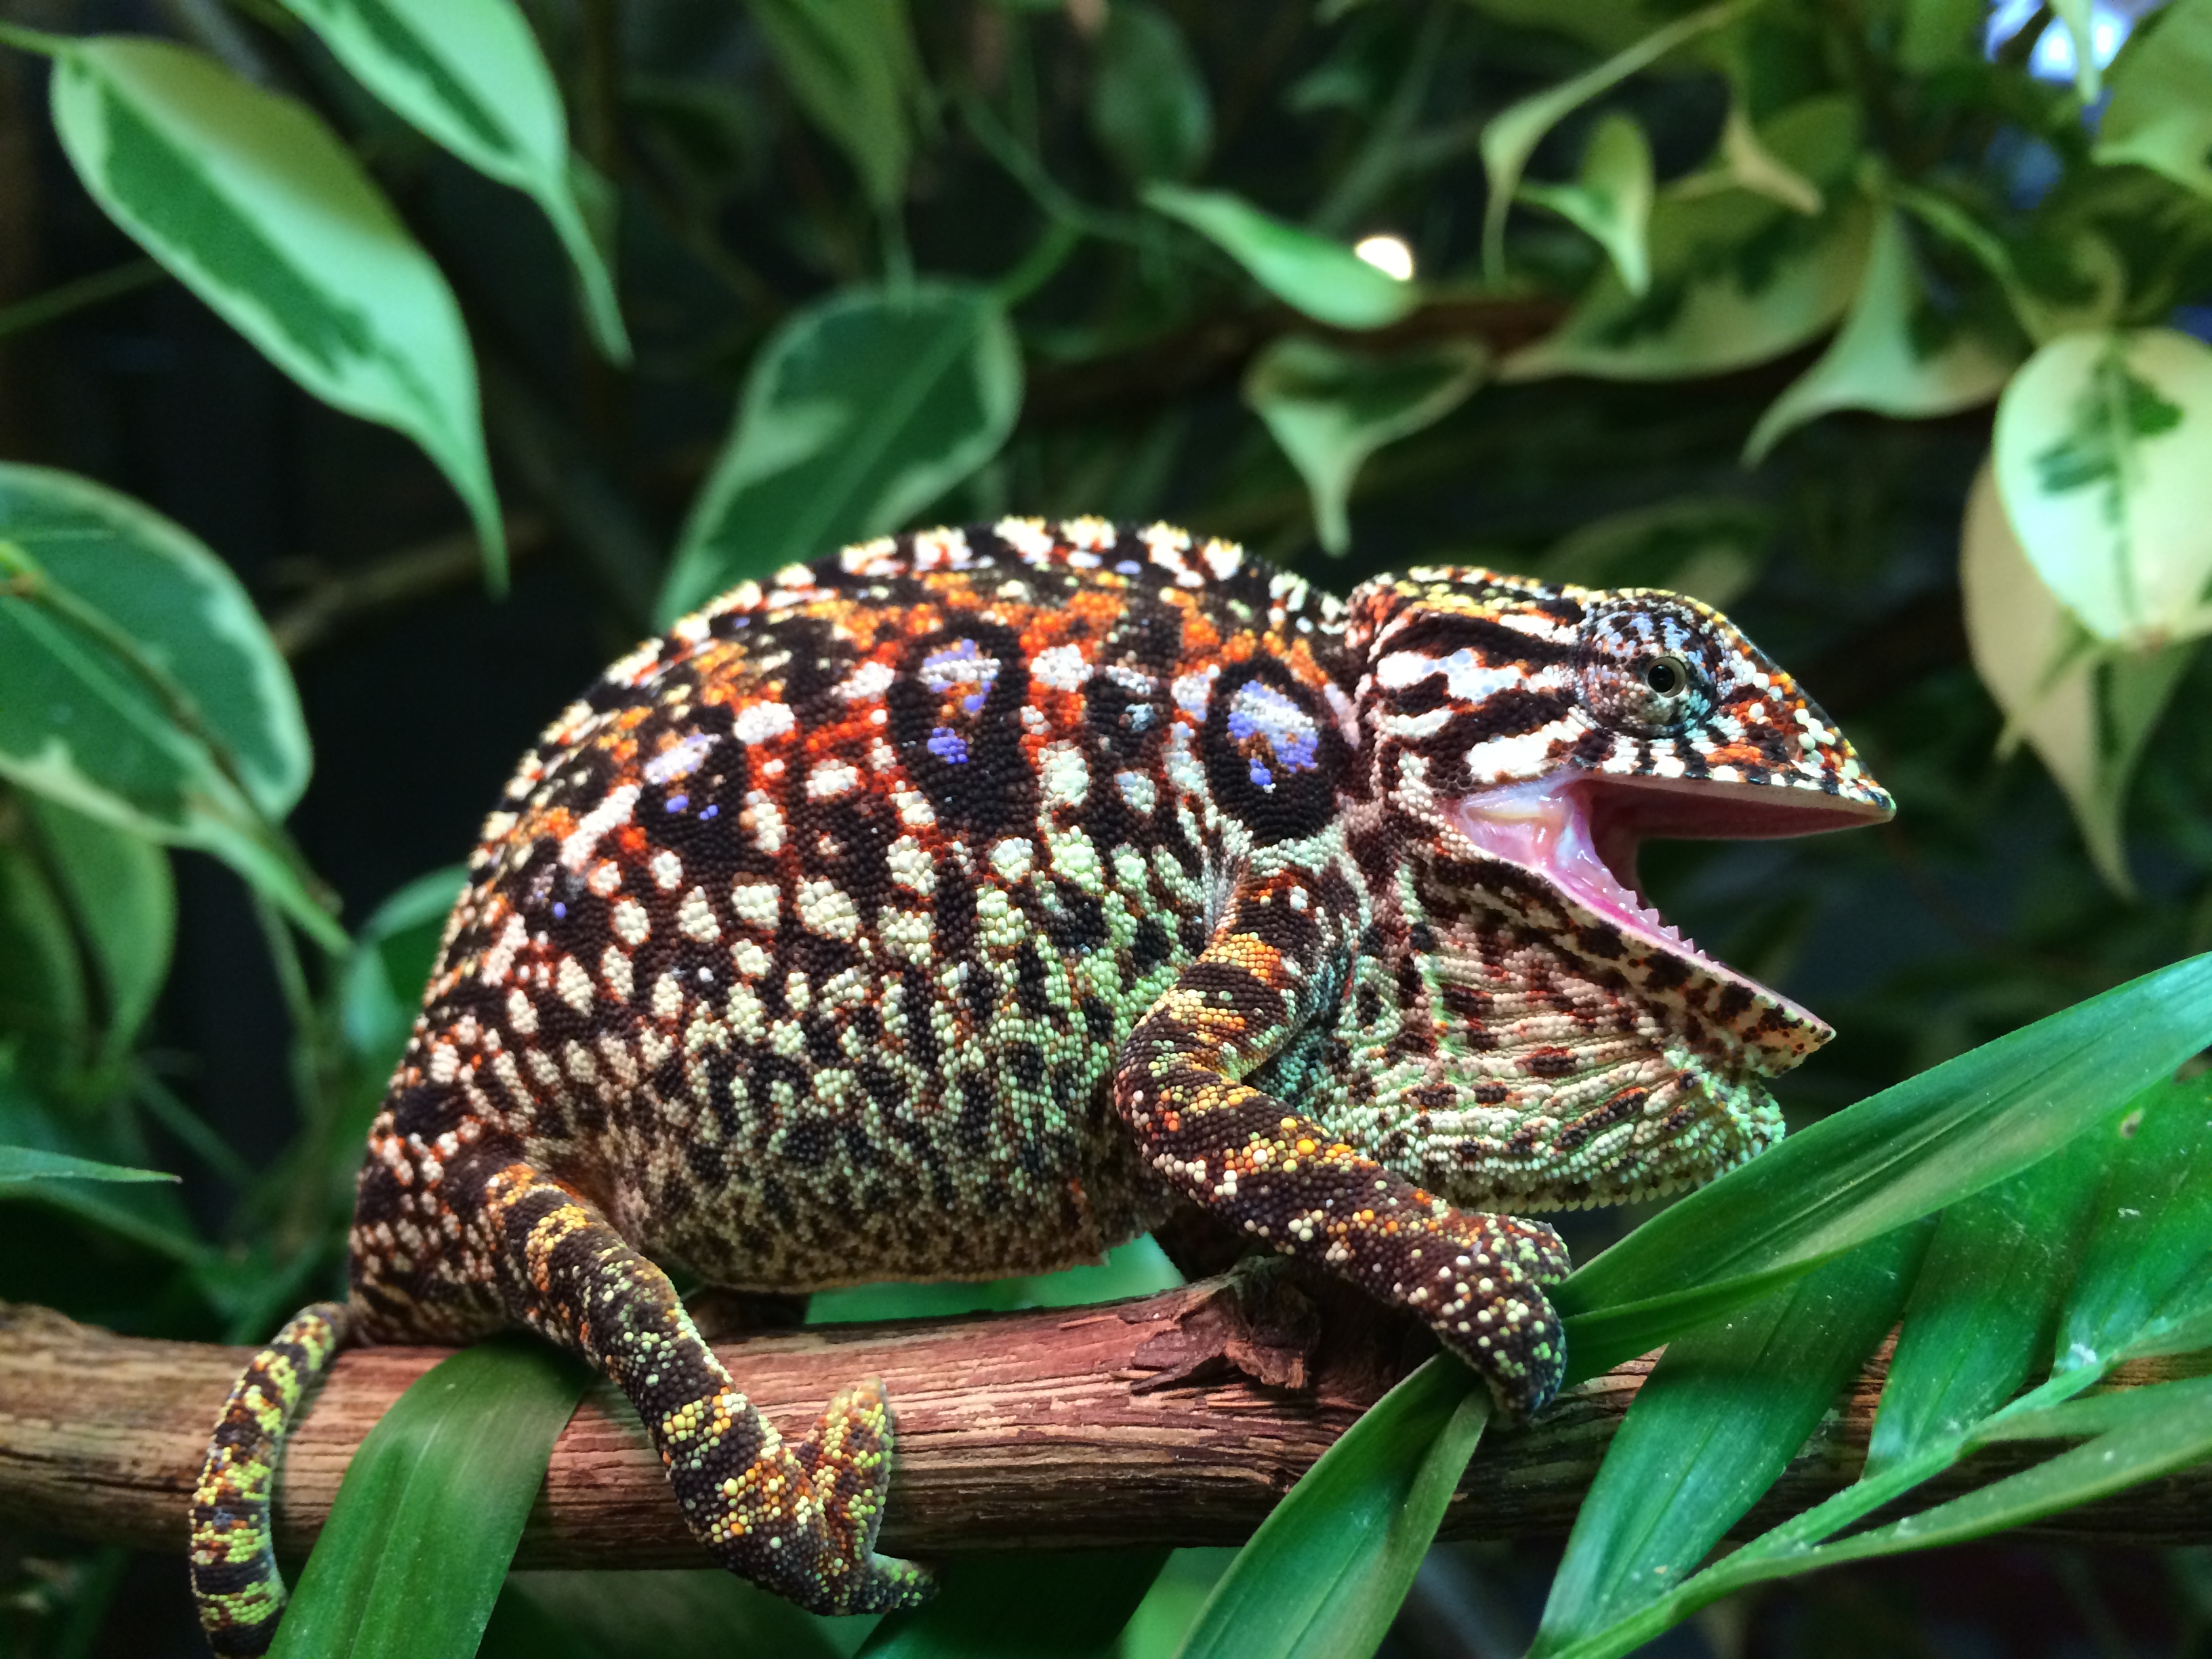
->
[1172, 1357, 1488, 1659]
[0, 1144, 176, 1186]
[272, 1337, 591, 1659]
[1532, 1229, 1924, 1654]
[1555, 952, 2212, 1376]
[1864, 1145, 2105, 1475]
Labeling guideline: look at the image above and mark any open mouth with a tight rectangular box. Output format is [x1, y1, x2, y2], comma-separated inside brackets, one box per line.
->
[1450, 772, 1891, 1024]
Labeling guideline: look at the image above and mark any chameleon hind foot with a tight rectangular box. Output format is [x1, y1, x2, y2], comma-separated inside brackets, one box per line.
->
[670, 1375, 932, 1616]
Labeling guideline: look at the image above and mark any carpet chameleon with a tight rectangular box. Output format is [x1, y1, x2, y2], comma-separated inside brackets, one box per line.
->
[190, 518, 1890, 1652]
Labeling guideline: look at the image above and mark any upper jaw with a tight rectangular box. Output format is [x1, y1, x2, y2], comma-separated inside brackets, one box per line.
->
[1446, 769, 1891, 1062]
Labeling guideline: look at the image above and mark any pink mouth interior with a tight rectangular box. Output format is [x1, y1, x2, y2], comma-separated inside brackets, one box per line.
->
[1450, 773, 1886, 1022]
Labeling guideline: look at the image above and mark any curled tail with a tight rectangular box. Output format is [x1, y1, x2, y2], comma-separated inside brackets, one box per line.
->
[190, 1301, 350, 1657]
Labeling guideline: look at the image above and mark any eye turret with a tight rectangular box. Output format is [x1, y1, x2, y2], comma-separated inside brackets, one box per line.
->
[1577, 601, 1715, 735]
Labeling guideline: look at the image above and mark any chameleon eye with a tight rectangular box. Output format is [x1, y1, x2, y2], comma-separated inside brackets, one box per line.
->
[1644, 654, 1689, 698]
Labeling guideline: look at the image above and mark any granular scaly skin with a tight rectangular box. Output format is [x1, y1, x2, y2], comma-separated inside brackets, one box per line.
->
[191, 518, 1891, 1652]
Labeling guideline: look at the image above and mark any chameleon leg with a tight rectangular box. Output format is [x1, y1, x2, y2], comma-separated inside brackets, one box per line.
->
[190, 1300, 350, 1657]
[1111, 877, 1574, 1418]
[474, 1160, 930, 1614]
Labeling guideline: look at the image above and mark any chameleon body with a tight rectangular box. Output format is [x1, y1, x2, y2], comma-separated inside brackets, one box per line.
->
[190, 518, 1890, 1653]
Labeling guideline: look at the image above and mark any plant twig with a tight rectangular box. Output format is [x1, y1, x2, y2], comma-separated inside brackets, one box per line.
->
[1, 1287, 2205, 1568]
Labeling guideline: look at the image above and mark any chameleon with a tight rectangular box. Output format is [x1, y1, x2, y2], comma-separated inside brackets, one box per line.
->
[189, 517, 1890, 1653]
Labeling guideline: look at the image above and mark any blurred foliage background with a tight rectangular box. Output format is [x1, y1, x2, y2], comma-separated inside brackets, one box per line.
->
[1, 0, 2210, 1651]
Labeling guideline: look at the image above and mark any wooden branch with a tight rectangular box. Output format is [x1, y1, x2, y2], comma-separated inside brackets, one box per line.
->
[2, 1283, 2207, 1571]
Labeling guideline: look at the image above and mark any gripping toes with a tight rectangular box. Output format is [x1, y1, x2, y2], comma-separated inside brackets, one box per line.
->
[668, 1376, 930, 1616]
[1412, 1214, 1573, 1420]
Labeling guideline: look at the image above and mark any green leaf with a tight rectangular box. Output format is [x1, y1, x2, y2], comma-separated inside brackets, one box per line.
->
[861, 1551, 1166, 1659]
[2095, 0, 2212, 201]
[272, 1336, 592, 1659]
[23, 794, 174, 1063]
[486, 1569, 869, 1659]
[0, 836, 89, 1080]
[1504, 99, 1870, 384]
[1242, 335, 1488, 554]
[1993, 327, 2212, 650]
[1478, 0, 1746, 279]
[0, 465, 340, 949]
[1746, 203, 2018, 462]
[745, 0, 922, 211]
[1520, 113, 1655, 295]
[2049, 0, 2103, 102]
[806, 1233, 1183, 1325]
[660, 282, 1021, 625]
[1089, 1, 1211, 184]
[1863, 1149, 2105, 1477]
[1540, 495, 1772, 609]
[0, 1143, 176, 1187]
[1531, 1230, 1924, 1656]
[1171, 1357, 1489, 1659]
[340, 865, 467, 1082]
[2055, 1073, 2212, 1368]
[1960, 456, 2191, 893]
[1142, 184, 1417, 331]
[0, 463, 308, 817]
[45, 37, 506, 588]
[1771, 1378, 2212, 1568]
[275, 0, 631, 362]
[1899, 0, 1986, 74]
[1553, 951, 2212, 1378]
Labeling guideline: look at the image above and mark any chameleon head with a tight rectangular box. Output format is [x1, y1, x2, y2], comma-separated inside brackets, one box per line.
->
[1335, 566, 1894, 1210]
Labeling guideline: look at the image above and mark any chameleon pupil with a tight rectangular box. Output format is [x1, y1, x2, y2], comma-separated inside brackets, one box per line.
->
[1645, 656, 1686, 695]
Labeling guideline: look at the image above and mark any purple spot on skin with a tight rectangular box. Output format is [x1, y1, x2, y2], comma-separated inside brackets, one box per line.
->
[1229, 682, 1321, 772]
[699, 804, 719, 821]
[1116, 560, 1141, 575]
[962, 692, 986, 714]
[1250, 759, 1273, 787]
[665, 794, 689, 813]
[552, 902, 567, 920]
[928, 727, 970, 764]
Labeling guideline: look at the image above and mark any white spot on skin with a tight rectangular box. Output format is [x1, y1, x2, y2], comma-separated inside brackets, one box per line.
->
[729, 878, 780, 930]
[429, 1044, 459, 1084]
[1116, 771, 1156, 815]
[506, 987, 538, 1036]
[1039, 740, 1089, 808]
[796, 878, 861, 941]
[1031, 644, 1092, 692]
[556, 955, 595, 1015]
[481, 914, 529, 985]
[990, 838, 1036, 883]
[742, 792, 785, 855]
[806, 759, 859, 798]
[1172, 667, 1218, 718]
[733, 701, 796, 745]
[887, 835, 937, 896]
[559, 783, 640, 872]
[612, 898, 651, 947]
[652, 850, 684, 892]
[731, 937, 772, 979]
[644, 733, 717, 786]
[588, 860, 623, 898]
[835, 660, 896, 701]
[600, 945, 634, 1004]
[652, 974, 684, 1021]
[678, 887, 721, 943]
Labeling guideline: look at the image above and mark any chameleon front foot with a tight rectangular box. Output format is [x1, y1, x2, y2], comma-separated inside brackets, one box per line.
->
[1405, 1212, 1574, 1422]
[672, 1376, 933, 1616]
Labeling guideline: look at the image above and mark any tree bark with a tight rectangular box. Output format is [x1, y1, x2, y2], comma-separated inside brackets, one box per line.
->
[1, 1280, 2205, 1570]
